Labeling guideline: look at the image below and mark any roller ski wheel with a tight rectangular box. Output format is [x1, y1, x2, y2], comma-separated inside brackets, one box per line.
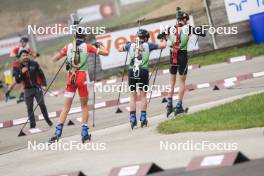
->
[140, 120, 148, 128]
[166, 105, 174, 118]
[82, 134, 92, 144]
[174, 107, 189, 116]
[130, 120, 137, 130]
[49, 135, 60, 144]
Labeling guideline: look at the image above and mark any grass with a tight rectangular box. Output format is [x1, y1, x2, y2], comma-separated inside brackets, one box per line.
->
[189, 43, 264, 66]
[158, 92, 264, 134]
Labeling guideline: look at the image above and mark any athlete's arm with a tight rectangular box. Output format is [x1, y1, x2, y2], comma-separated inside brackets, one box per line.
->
[87, 43, 109, 56]
[118, 42, 131, 52]
[148, 41, 166, 51]
[157, 39, 167, 49]
[9, 47, 19, 57]
[28, 49, 40, 59]
[97, 44, 109, 56]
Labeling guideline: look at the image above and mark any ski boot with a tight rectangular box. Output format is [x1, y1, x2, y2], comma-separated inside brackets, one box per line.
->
[175, 106, 185, 114]
[166, 105, 173, 118]
[174, 100, 188, 116]
[140, 111, 148, 128]
[81, 124, 91, 143]
[174, 106, 189, 116]
[130, 112, 137, 130]
[49, 124, 63, 143]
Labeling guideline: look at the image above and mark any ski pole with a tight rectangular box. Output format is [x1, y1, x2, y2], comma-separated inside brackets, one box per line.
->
[18, 57, 68, 136]
[148, 49, 163, 106]
[92, 53, 97, 127]
[149, 52, 161, 81]
[115, 51, 129, 113]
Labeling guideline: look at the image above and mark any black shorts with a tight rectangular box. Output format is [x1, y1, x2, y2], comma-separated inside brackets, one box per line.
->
[128, 68, 149, 92]
[169, 50, 188, 75]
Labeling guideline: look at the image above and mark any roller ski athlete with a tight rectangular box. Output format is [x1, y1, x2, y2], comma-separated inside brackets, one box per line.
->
[163, 7, 205, 118]
[118, 28, 166, 129]
[49, 24, 109, 143]
[6, 35, 39, 103]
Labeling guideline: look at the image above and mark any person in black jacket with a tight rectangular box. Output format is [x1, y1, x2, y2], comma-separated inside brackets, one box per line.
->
[15, 50, 52, 128]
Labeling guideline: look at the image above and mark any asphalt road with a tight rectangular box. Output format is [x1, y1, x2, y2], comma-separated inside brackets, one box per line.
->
[0, 56, 264, 176]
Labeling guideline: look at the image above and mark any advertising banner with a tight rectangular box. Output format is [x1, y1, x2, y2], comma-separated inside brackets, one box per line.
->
[224, 0, 264, 23]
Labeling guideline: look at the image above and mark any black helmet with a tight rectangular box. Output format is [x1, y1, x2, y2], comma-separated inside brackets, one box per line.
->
[176, 7, 189, 21]
[76, 27, 87, 38]
[137, 29, 150, 40]
[20, 35, 29, 42]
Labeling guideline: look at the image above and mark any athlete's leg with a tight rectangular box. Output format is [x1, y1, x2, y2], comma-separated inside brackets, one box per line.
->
[58, 97, 74, 124]
[168, 74, 176, 98]
[176, 50, 188, 109]
[168, 65, 178, 98]
[139, 90, 147, 125]
[166, 65, 178, 117]
[130, 91, 137, 112]
[128, 69, 137, 112]
[80, 97, 89, 123]
[57, 72, 78, 124]
[140, 90, 147, 111]
[177, 75, 187, 101]
[75, 71, 90, 124]
[140, 68, 149, 111]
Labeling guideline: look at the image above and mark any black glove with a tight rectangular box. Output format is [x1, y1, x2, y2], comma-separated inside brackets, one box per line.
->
[93, 42, 103, 48]
[157, 32, 168, 41]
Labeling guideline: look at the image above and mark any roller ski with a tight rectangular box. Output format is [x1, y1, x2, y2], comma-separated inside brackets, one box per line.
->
[130, 112, 137, 130]
[81, 124, 91, 143]
[49, 124, 63, 144]
[140, 111, 148, 128]
[174, 103, 189, 116]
